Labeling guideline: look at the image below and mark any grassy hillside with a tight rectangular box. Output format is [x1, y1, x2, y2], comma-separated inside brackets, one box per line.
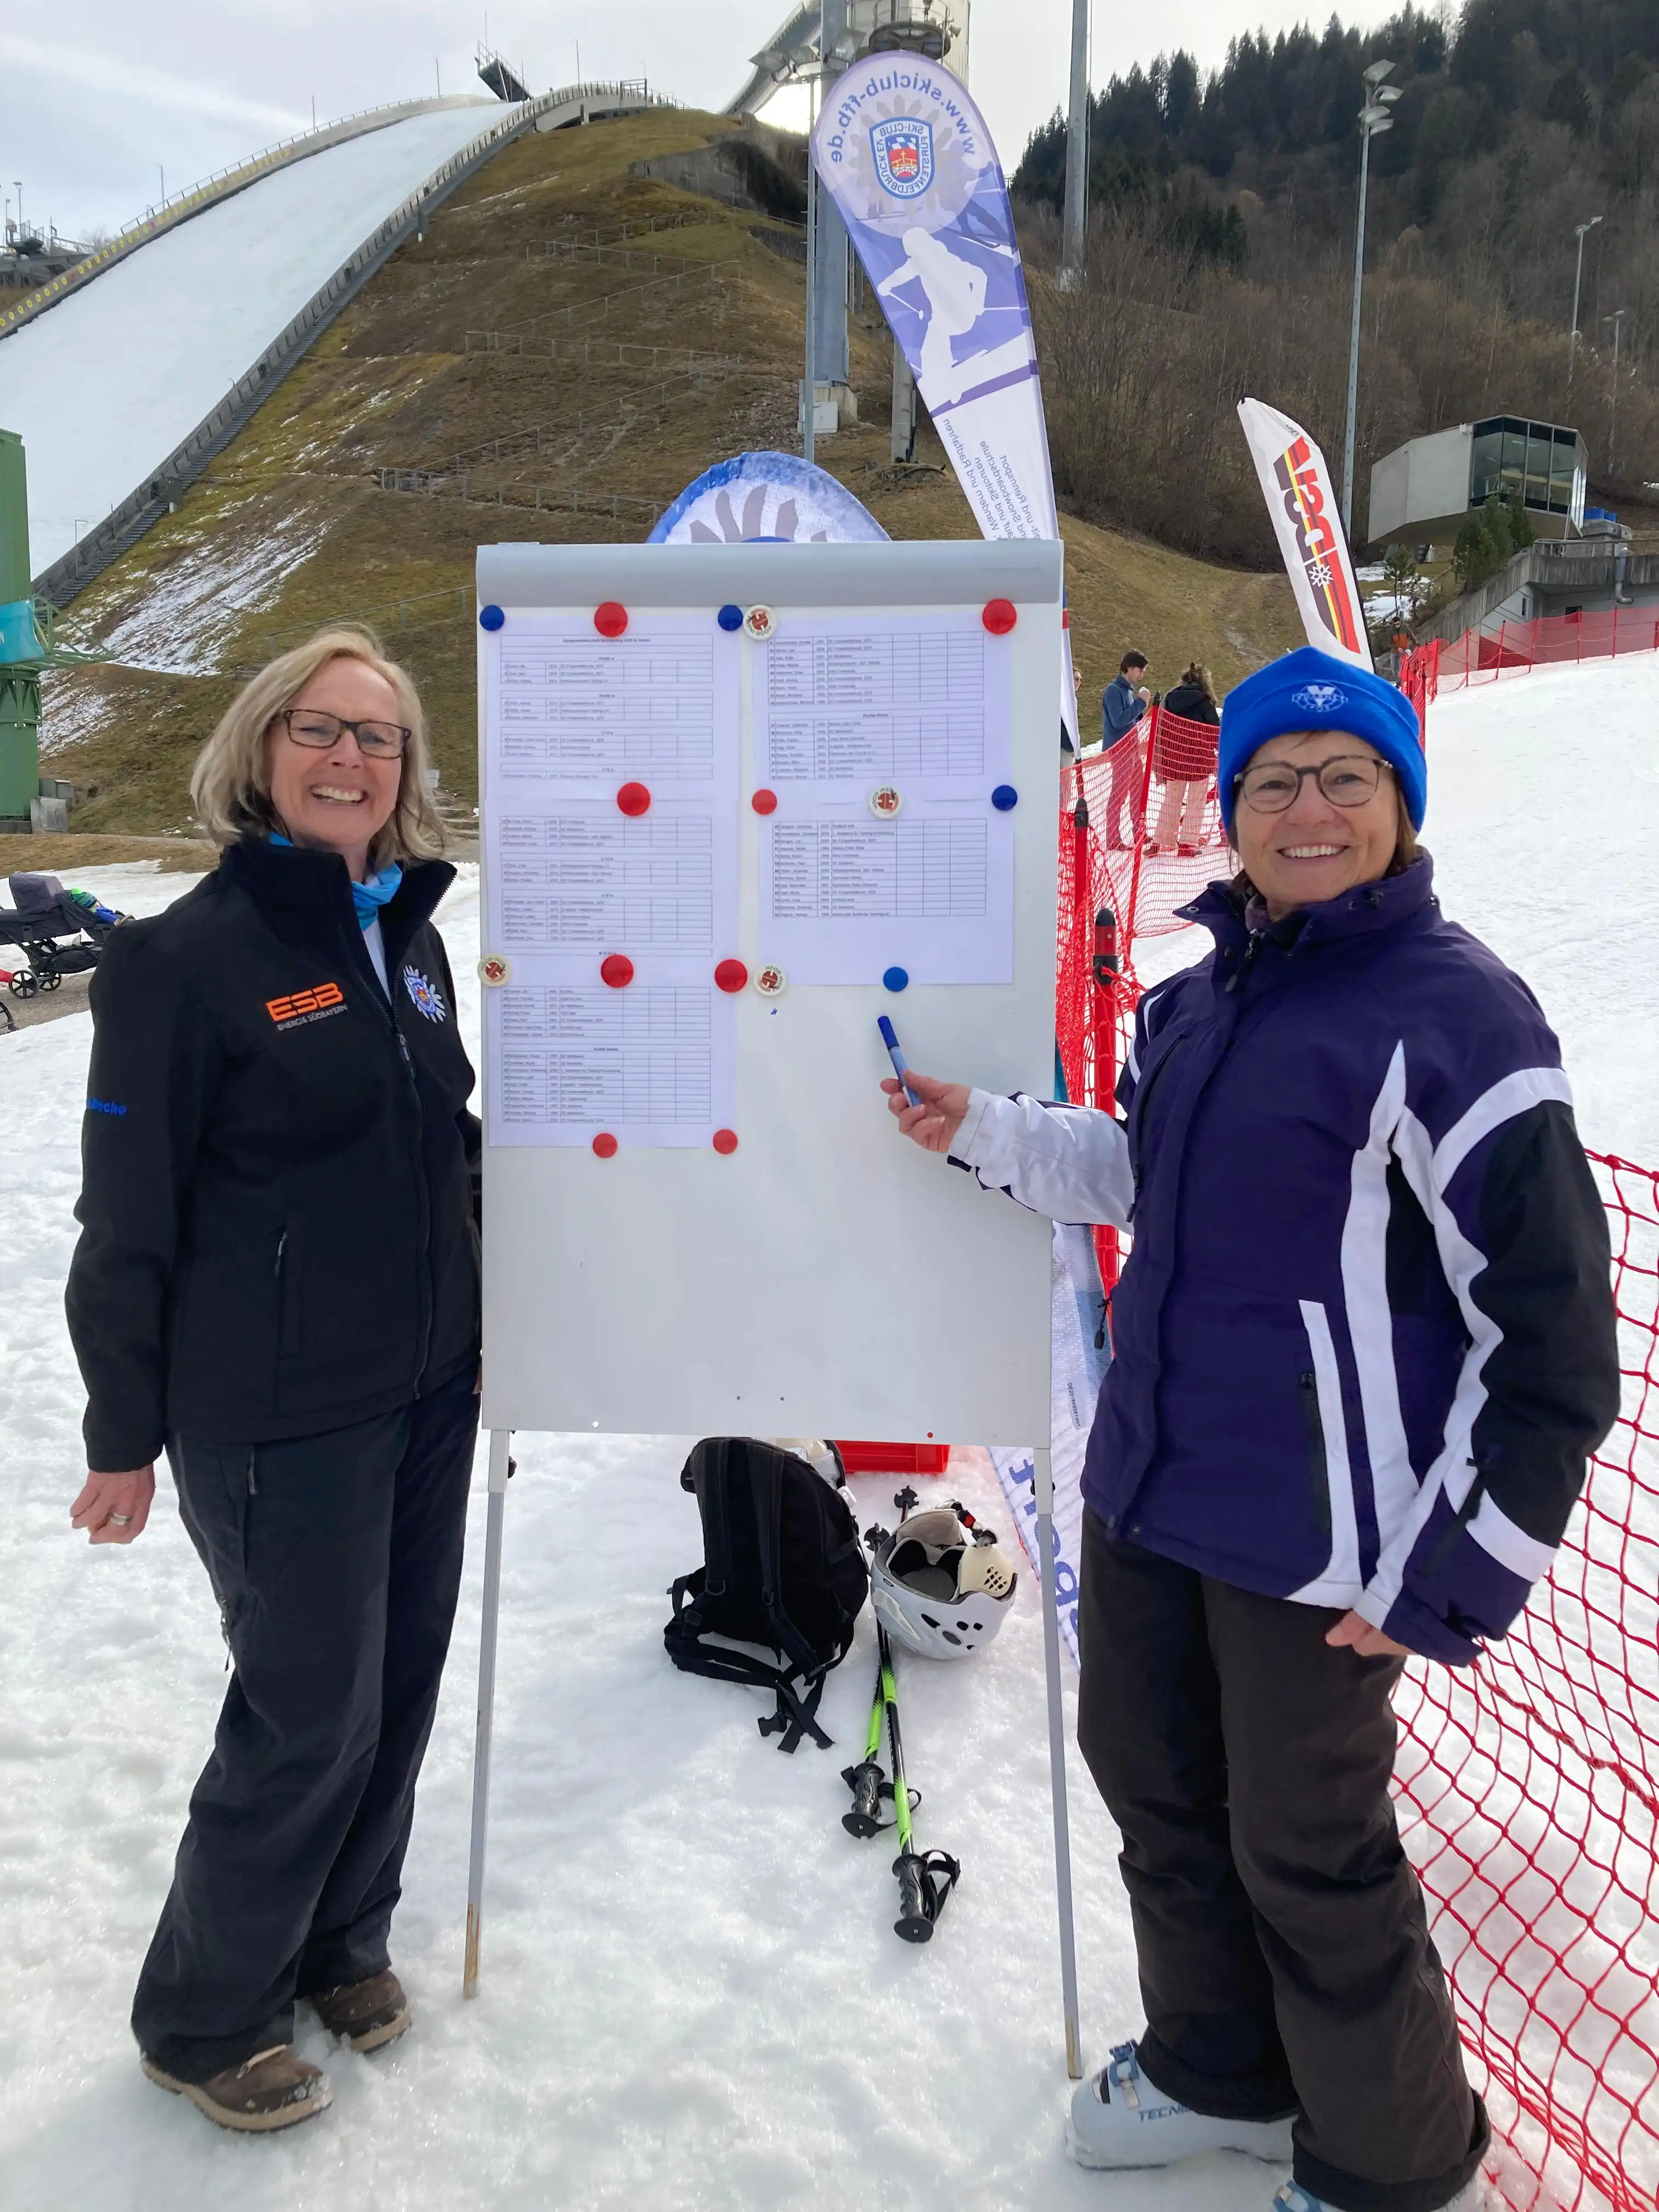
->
[36, 109, 1300, 841]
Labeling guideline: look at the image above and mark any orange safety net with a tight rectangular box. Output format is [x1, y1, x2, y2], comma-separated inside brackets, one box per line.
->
[1056, 758, 1659, 2211]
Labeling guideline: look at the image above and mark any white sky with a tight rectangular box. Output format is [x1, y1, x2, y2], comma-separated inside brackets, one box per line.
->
[3, 0, 1403, 244]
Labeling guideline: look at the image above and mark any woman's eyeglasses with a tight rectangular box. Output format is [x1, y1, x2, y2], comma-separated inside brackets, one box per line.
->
[1234, 754, 1392, 814]
[277, 709, 410, 760]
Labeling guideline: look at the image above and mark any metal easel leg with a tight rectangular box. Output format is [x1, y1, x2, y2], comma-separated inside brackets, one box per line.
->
[463, 1428, 512, 1999]
[1034, 1444, 1084, 2078]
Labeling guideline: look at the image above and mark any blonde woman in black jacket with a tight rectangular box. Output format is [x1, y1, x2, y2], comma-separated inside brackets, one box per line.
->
[66, 627, 481, 2132]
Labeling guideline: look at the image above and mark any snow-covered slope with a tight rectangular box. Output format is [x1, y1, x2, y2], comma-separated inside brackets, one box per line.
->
[1, 654, 1654, 2208]
[0, 104, 509, 573]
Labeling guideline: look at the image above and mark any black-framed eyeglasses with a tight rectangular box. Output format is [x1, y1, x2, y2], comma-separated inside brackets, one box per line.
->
[1234, 753, 1392, 814]
[276, 709, 410, 759]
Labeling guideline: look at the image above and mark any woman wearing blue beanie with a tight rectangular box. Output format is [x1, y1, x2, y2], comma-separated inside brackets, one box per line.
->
[882, 645, 1619, 2212]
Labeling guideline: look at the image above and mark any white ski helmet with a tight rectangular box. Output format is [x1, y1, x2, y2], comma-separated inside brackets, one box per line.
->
[870, 1502, 1017, 1659]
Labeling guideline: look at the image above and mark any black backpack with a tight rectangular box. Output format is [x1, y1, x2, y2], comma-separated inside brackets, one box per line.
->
[664, 1437, 869, 1752]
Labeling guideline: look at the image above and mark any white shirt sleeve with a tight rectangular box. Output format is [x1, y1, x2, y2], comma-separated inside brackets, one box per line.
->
[951, 1089, 1133, 1229]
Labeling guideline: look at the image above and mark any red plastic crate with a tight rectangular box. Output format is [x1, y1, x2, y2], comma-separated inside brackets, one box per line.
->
[832, 1441, 950, 1476]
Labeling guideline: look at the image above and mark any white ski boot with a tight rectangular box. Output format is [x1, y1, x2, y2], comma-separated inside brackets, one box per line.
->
[1066, 2041, 1296, 2170]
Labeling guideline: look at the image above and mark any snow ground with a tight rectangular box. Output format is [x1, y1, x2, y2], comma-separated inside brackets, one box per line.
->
[2, 653, 1655, 2209]
[0, 103, 507, 572]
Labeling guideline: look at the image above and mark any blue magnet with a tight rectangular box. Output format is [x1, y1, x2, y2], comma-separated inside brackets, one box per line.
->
[479, 604, 505, 631]
[882, 965, 910, 993]
[716, 603, 743, 631]
[992, 783, 1019, 811]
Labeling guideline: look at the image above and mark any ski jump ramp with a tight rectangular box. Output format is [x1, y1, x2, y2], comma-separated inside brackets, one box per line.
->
[0, 87, 660, 596]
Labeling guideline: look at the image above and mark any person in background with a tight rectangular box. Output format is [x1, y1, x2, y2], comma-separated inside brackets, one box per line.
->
[65, 626, 482, 2134]
[1063, 660, 1084, 757]
[1148, 659, 1221, 858]
[880, 642, 1618, 2212]
[1101, 650, 1152, 849]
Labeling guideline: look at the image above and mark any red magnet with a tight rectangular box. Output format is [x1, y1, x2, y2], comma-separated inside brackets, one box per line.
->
[616, 781, 651, 816]
[751, 788, 778, 815]
[600, 953, 635, 989]
[592, 1132, 618, 1158]
[594, 601, 628, 637]
[714, 959, 748, 994]
[712, 1128, 739, 1155]
[982, 598, 1017, 635]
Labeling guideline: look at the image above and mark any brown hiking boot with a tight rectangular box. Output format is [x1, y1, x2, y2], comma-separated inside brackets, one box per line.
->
[141, 2046, 331, 2132]
[310, 1968, 412, 2053]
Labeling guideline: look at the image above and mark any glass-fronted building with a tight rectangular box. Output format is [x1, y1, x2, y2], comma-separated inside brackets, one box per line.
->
[1467, 418, 1587, 526]
[1367, 416, 1588, 549]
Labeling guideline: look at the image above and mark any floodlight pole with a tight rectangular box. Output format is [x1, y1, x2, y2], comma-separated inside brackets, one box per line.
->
[1605, 308, 1626, 466]
[1059, 0, 1090, 290]
[1341, 63, 1398, 539]
[1567, 217, 1602, 397]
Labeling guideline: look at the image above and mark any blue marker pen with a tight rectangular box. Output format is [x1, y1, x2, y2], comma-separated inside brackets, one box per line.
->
[877, 1014, 922, 1107]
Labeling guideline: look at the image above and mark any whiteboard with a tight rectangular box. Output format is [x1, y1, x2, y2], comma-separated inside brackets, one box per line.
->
[476, 539, 1061, 1444]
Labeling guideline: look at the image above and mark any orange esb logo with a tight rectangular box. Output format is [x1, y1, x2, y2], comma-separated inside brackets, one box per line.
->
[267, 980, 346, 1025]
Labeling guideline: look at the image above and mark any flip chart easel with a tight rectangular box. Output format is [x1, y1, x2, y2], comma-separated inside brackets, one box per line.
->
[465, 538, 1081, 2076]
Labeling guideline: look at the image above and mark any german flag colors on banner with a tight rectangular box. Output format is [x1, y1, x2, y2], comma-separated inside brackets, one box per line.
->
[1238, 398, 1373, 672]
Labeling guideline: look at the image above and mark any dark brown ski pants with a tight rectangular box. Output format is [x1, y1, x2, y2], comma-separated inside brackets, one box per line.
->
[1077, 1509, 1488, 2212]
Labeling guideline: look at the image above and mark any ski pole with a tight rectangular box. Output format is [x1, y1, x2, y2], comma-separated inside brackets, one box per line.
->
[842, 1643, 889, 1837]
[880, 1622, 960, 1943]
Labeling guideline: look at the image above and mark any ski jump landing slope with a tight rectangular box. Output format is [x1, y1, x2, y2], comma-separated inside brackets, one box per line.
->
[0, 104, 518, 579]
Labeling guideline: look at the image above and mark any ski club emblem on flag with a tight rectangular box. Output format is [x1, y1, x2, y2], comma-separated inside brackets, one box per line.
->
[870, 116, 934, 200]
[402, 966, 448, 1023]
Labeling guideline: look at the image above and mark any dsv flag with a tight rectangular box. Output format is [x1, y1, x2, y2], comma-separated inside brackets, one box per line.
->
[811, 61, 1054, 541]
[811, 60, 1075, 740]
[1238, 399, 1373, 672]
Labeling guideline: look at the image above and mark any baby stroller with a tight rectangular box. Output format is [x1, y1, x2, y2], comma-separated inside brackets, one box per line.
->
[0, 872, 128, 1016]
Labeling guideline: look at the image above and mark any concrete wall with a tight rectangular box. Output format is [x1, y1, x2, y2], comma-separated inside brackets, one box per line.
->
[1367, 424, 1470, 548]
[1414, 542, 1659, 647]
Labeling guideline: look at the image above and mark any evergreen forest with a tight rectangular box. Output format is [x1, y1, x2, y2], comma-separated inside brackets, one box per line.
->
[1013, 0, 1659, 568]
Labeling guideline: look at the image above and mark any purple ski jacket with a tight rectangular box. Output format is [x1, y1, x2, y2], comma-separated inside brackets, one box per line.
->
[951, 856, 1619, 1664]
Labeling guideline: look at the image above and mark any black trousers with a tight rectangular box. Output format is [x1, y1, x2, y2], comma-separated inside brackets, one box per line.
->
[132, 1366, 479, 2081]
[1077, 1508, 1488, 2212]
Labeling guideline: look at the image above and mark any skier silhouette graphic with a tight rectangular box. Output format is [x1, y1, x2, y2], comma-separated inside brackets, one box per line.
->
[876, 225, 1025, 405]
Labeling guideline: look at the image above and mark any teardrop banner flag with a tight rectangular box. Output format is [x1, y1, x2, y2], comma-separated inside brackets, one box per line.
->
[648, 449, 890, 545]
[1238, 398, 1373, 671]
[811, 59, 1077, 744]
[813, 61, 1054, 539]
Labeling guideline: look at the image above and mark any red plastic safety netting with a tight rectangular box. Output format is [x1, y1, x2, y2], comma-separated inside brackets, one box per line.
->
[1438, 608, 1659, 689]
[1056, 703, 1228, 1281]
[1392, 1154, 1659, 2212]
[1056, 768, 1659, 2212]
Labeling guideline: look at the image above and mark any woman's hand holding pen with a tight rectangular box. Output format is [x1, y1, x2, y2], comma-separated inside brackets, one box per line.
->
[882, 1071, 971, 1155]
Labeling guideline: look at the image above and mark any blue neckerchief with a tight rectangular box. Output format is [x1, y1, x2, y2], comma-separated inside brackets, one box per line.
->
[269, 834, 403, 930]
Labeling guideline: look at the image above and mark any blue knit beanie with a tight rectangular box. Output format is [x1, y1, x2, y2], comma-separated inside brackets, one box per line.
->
[1218, 646, 1426, 834]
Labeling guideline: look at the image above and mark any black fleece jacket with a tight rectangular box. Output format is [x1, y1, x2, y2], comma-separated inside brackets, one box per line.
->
[66, 839, 481, 1469]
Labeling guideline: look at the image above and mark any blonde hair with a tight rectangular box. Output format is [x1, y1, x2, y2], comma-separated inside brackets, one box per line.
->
[1184, 661, 1218, 704]
[190, 625, 445, 868]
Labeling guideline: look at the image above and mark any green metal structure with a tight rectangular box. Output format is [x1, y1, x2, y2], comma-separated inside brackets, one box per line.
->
[0, 428, 101, 826]
[0, 429, 41, 822]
